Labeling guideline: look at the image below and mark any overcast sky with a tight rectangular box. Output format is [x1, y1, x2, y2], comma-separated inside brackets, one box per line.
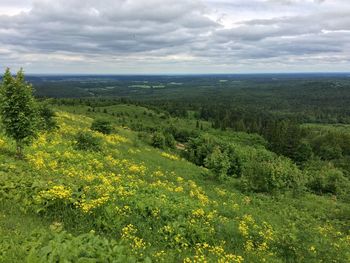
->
[0, 0, 349, 74]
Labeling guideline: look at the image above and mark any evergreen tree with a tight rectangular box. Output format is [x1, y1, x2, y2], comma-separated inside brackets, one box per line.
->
[0, 68, 38, 157]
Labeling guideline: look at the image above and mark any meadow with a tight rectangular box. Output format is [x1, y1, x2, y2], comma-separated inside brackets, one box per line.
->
[0, 106, 349, 262]
[0, 74, 350, 262]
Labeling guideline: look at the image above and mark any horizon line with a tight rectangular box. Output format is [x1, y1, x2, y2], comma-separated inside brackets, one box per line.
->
[17, 72, 350, 76]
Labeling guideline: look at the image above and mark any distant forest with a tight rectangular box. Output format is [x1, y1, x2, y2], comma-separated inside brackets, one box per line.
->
[29, 74, 350, 125]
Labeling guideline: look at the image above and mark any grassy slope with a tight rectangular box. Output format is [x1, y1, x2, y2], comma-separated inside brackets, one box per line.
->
[56, 104, 214, 132]
[0, 107, 349, 262]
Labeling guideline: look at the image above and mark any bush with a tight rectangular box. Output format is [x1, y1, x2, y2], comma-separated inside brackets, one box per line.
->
[186, 134, 216, 166]
[294, 142, 313, 164]
[225, 144, 242, 177]
[165, 126, 198, 143]
[305, 161, 350, 196]
[319, 144, 343, 160]
[204, 146, 230, 179]
[27, 230, 135, 262]
[242, 156, 304, 194]
[164, 133, 176, 149]
[38, 104, 57, 131]
[151, 132, 166, 149]
[74, 131, 101, 151]
[91, 119, 113, 134]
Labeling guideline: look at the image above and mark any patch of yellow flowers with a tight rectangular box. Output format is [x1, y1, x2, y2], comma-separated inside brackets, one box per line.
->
[0, 138, 5, 148]
[26, 111, 284, 262]
[183, 242, 244, 263]
[238, 214, 275, 258]
[38, 185, 72, 201]
[161, 152, 180, 161]
[121, 224, 147, 252]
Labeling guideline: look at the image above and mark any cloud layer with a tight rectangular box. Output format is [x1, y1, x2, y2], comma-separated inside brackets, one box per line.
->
[0, 0, 349, 73]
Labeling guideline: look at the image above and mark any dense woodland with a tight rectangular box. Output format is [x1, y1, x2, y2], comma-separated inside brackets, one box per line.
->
[0, 73, 350, 262]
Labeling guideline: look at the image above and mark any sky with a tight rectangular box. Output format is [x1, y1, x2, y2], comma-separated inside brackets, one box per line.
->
[0, 0, 349, 74]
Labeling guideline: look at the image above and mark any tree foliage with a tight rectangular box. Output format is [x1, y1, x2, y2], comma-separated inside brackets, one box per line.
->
[151, 131, 166, 149]
[0, 68, 38, 156]
[91, 119, 113, 134]
[241, 156, 304, 194]
[204, 146, 230, 179]
[305, 160, 350, 197]
[74, 131, 101, 152]
[38, 104, 57, 131]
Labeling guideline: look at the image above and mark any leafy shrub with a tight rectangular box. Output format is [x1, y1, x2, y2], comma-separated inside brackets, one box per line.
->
[91, 119, 113, 134]
[38, 104, 57, 131]
[27, 230, 136, 263]
[164, 132, 176, 149]
[165, 126, 198, 143]
[305, 161, 350, 196]
[294, 142, 313, 164]
[225, 144, 242, 177]
[242, 156, 304, 194]
[309, 132, 349, 160]
[151, 132, 166, 149]
[318, 144, 343, 160]
[204, 146, 230, 179]
[187, 135, 244, 179]
[186, 134, 216, 166]
[74, 131, 101, 152]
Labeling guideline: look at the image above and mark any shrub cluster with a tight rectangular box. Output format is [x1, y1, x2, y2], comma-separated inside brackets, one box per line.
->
[91, 119, 113, 134]
[74, 131, 101, 152]
[186, 133, 349, 197]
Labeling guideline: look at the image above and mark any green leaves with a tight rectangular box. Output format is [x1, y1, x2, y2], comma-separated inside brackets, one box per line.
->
[26, 230, 135, 263]
[241, 155, 305, 194]
[204, 146, 230, 179]
[0, 68, 39, 156]
[91, 119, 113, 134]
[74, 131, 102, 152]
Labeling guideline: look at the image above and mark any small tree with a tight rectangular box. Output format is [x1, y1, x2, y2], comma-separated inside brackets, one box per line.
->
[164, 132, 176, 149]
[151, 131, 166, 149]
[0, 68, 38, 157]
[204, 146, 230, 179]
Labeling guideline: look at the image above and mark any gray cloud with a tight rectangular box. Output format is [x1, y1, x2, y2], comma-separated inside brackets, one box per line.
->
[0, 0, 349, 73]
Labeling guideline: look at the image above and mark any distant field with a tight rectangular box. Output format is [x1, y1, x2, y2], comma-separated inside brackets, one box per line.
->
[129, 84, 151, 88]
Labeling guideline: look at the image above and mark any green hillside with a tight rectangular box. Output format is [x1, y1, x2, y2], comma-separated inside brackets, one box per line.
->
[0, 107, 349, 262]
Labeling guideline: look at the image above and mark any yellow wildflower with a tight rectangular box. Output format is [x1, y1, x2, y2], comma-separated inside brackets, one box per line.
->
[309, 246, 316, 253]
[39, 185, 72, 200]
[128, 164, 146, 174]
[192, 208, 205, 218]
[161, 152, 179, 161]
[0, 138, 5, 148]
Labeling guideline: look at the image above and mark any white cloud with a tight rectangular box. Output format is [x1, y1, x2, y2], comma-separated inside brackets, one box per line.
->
[0, 0, 349, 73]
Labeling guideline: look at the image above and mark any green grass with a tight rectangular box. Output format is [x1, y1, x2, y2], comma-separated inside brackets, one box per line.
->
[0, 106, 349, 262]
[57, 104, 213, 133]
[0, 200, 50, 262]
